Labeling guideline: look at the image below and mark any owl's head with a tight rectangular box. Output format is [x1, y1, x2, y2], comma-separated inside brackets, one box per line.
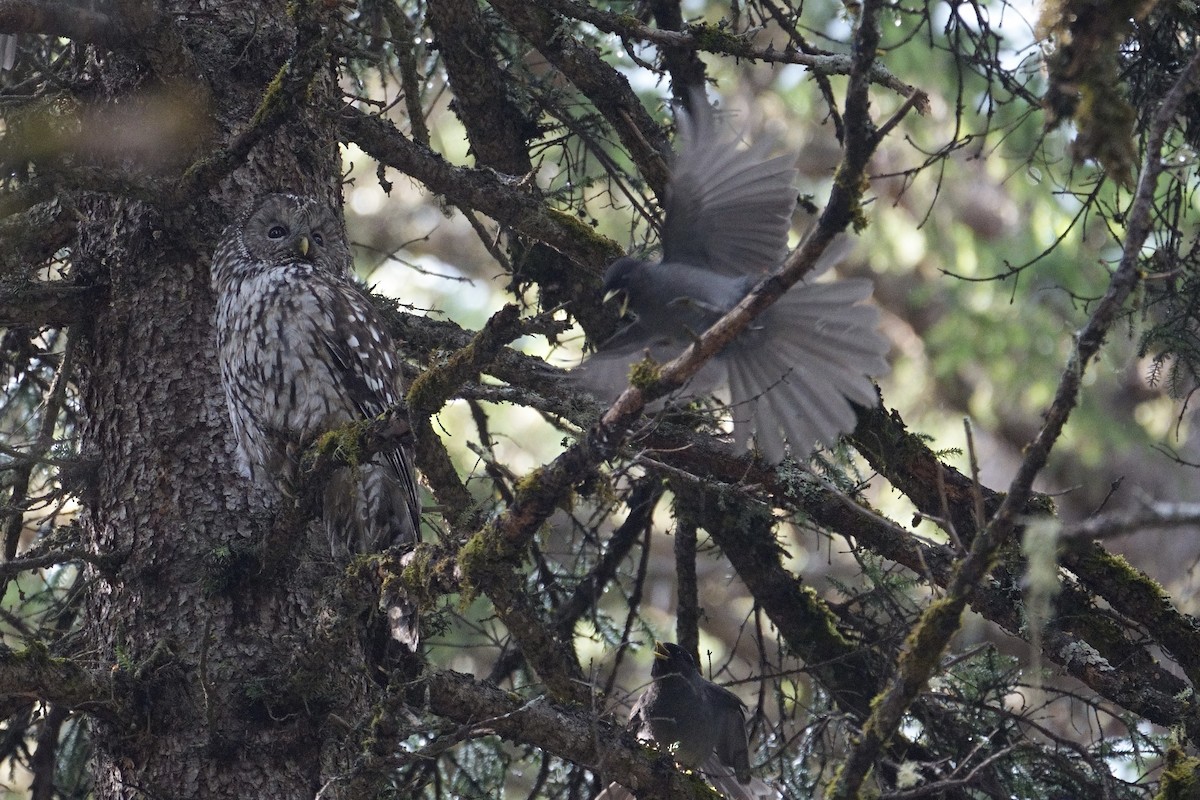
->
[237, 194, 349, 274]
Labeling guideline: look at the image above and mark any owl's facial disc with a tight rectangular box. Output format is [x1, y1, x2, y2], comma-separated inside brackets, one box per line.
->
[241, 194, 343, 269]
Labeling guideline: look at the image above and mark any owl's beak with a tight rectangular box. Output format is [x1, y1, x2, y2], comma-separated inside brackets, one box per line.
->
[295, 236, 311, 258]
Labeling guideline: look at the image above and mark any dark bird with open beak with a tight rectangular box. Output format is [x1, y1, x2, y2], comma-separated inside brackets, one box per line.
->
[576, 94, 890, 463]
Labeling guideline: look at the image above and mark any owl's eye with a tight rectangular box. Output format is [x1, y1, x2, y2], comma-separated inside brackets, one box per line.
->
[267, 225, 287, 239]
[312, 232, 325, 247]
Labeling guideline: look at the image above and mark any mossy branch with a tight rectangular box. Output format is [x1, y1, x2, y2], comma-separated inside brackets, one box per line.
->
[420, 668, 722, 800]
[405, 304, 562, 419]
[831, 47, 1200, 797]
[342, 107, 623, 275]
[0, 642, 126, 723]
[404, 303, 569, 529]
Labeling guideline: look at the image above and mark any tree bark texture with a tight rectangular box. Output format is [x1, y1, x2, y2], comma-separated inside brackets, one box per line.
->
[74, 3, 359, 796]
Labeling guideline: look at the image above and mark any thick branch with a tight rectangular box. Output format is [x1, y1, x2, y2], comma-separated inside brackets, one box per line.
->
[422, 669, 720, 800]
[488, 0, 672, 196]
[0, 200, 74, 280]
[0, 643, 122, 721]
[340, 107, 622, 271]
[540, 0, 926, 104]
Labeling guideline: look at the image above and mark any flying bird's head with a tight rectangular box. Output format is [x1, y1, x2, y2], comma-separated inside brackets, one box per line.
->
[601, 256, 647, 316]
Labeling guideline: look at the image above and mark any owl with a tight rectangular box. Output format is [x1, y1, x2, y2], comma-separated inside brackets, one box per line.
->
[210, 193, 421, 649]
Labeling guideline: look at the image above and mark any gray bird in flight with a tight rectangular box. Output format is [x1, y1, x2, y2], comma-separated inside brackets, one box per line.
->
[577, 96, 889, 463]
[595, 642, 776, 800]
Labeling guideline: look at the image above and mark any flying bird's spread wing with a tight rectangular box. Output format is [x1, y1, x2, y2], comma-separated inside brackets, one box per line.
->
[662, 100, 799, 277]
[575, 93, 890, 463]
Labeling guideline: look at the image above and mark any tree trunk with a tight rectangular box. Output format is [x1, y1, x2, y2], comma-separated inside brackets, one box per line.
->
[74, 3, 361, 796]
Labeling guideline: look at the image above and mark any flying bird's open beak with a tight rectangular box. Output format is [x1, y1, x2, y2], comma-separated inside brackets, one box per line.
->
[604, 288, 630, 317]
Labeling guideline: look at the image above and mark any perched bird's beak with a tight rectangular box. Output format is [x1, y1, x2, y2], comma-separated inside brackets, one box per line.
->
[295, 236, 310, 259]
[604, 288, 630, 317]
[652, 641, 669, 661]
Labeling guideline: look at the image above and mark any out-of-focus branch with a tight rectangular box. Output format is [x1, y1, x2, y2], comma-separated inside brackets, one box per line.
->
[0, 0, 122, 45]
[427, 0, 536, 174]
[1060, 503, 1200, 541]
[0, 283, 105, 327]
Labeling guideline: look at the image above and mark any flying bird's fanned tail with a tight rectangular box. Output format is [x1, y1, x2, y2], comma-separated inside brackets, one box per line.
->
[701, 756, 781, 800]
[576, 93, 891, 462]
[726, 277, 888, 462]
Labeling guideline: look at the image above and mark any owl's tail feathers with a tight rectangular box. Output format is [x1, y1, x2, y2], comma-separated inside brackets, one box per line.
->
[322, 464, 423, 652]
[701, 757, 782, 799]
[706, 774, 780, 800]
[592, 782, 633, 800]
[383, 561, 420, 652]
[386, 599, 420, 651]
[0, 36, 16, 71]
[726, 277, 889, 463]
